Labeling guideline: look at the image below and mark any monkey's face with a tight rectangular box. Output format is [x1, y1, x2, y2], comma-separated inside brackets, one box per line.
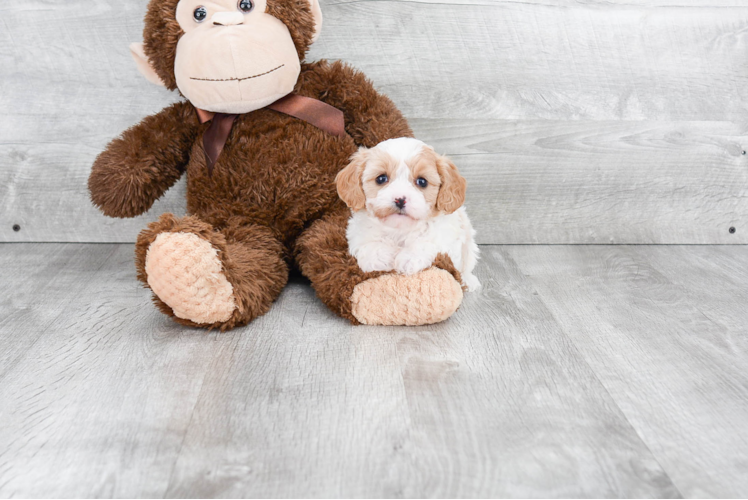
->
[173, 0, 300, 113]
[133, 0, 321, 113]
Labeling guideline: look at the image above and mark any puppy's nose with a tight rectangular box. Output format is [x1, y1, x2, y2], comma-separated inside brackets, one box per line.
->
[394, 197, 407, 209]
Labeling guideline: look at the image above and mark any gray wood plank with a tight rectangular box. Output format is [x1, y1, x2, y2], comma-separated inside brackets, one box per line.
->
[417, 120, 748, 244]
[3, 0, 746, 122]
[2, 120, 745, 244]
[507, 244, 748, 498]
[0, 243, 119, 379]
[163, 250, 677, 497]
[163, 283, 416, 498]
[4, 243, 748, 497]
[324, 0, 748, 6]
[0, 244, 236, 498]
[385, 248, 680, 498]
[312, 1, 748, 121]
[627, 246, 748, 342]
[2, 0, 748, 244]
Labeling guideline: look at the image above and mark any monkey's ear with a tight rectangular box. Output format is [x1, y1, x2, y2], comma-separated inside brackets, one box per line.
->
[129, 43, 166, 87]
[309, 0, 323, 43]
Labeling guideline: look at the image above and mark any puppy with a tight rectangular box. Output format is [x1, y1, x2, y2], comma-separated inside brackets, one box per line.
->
[336, 137, 480, 291]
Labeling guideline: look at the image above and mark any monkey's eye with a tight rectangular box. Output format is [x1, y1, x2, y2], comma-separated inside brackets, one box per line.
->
[415, 177, 428, 188]
[238, 0, 254, 12]
[376, 174, 389, 185]
[193, 6, 207, 22]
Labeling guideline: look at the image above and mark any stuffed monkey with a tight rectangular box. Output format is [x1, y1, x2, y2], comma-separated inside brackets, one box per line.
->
[88, 0, 465, 329]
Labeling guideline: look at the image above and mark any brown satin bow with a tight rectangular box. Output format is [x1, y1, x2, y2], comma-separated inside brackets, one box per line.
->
[197, 93, 348, 175]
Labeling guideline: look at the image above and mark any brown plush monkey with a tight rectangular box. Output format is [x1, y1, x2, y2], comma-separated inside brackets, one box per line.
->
[89, 0, 465, 330]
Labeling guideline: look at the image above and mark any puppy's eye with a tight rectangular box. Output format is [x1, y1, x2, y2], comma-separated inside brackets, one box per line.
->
[193, 6, 208, 22]
[415, 177, 428, 188]
[238, 0, 254, 12]
[376, 174, 389, 185]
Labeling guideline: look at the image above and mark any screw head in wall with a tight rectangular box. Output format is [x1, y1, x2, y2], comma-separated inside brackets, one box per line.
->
[12, 224, 20, 232]
[729, 227, 736, 234]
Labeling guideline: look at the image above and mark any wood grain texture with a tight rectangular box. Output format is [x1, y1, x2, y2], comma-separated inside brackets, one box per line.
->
[311, 1, 748, 121]
[381, 247, 679, 498]
[164, 252, 677, 498]
[0, 244, 237, 497]
[2, 119, 745, 244]
[0, 243, 119, 379]
[417, 120, 748, 244]
[0, 243, 690, 498]
[507, 244, 748, 498]
[2, 0, 748, 244]
[324, 0, 748, 6]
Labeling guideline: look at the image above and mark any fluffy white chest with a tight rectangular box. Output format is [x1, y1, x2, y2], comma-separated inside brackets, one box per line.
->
[346, 208, 480, 291]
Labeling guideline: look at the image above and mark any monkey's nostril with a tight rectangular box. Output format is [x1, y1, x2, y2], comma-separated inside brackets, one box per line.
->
[212, 12, 245, 26]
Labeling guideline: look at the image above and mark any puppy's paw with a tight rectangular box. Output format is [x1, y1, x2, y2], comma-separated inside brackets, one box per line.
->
[394, 250, 434, 276]
[463, 273, 481, 292]
[354, 244, 398, 273]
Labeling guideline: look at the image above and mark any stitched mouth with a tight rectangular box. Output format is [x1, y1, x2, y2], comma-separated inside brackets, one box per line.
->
[190, 64, 284, 82]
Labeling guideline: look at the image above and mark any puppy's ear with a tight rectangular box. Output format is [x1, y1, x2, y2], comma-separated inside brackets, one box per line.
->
[336, 148, 368, 211]
[435, 154, 467, 214]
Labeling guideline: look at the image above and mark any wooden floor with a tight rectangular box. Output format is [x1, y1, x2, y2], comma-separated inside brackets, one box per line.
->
[1, 243, 747, 498]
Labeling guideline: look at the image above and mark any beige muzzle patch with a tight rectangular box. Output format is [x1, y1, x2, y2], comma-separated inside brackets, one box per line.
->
[173, 8, 302, 114]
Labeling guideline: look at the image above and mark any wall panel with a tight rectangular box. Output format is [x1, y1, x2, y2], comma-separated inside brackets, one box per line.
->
[1, 0, 746, 243]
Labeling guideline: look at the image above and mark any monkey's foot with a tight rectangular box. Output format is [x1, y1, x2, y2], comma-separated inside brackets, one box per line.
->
[350, 268, 463, 326]
[145, 232, 237, 325]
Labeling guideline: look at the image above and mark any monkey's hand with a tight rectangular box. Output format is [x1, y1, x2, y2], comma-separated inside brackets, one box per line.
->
[88, 102, 199, 218]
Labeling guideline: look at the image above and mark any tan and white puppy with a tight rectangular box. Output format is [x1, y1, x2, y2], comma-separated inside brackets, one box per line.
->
[336, 138, 480, 291]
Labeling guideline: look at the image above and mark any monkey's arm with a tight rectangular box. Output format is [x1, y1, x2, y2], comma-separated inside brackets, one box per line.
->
[300, 60, 414, 147]
[88, 101, 200, 218]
